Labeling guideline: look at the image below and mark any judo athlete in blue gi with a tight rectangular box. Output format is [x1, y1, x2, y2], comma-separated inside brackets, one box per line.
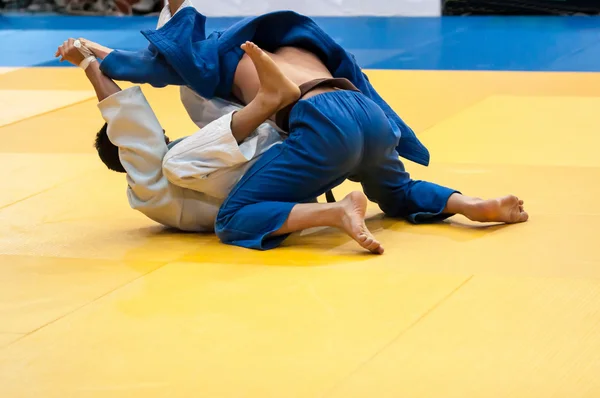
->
[87, 2, 529, 254]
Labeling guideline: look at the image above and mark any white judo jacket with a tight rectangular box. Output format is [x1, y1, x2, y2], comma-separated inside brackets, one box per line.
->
[98, 86, 282, 231]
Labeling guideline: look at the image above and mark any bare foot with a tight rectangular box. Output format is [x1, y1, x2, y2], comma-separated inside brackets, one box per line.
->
[463, 195, 529, 224]
[334, 191, 384, 254]
[241, 41, 300, 111]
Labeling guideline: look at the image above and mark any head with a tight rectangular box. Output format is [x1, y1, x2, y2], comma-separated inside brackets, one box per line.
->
[94, 123, 170, 173]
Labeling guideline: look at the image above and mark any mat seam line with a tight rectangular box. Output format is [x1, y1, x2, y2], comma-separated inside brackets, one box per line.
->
[0, 165, 101, 211]
[0, 262, 171, 350]
[0, 95, 96, 130]
[322, 274, 474, 397]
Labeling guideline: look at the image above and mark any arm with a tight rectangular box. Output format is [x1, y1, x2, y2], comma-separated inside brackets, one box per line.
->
[55, 38, 121, 102]
[75, 37, 186, 89]
[99, 46, 186, 88]
[84, 0, 190, 88]
[85, 61, 121, 102]
[98, 86, 171, 203]
[55, 40, 170, 203]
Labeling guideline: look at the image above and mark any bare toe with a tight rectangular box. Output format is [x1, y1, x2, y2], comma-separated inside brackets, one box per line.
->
[358, 234, 384, 254]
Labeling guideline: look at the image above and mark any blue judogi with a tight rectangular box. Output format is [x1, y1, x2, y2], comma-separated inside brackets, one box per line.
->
[99, 8, 458, 250]
[99, 7, 429, 166]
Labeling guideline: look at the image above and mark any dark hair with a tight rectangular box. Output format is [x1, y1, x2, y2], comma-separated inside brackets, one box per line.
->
[94, 123, 126, 173]
[94, 123, 170, 173]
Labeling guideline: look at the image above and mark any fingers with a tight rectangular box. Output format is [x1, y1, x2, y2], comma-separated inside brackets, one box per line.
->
[54, 38, 75, 58]
[56, 41, 65, 60]
[55, 41, 65, 58]
[55, 38, 76, 61]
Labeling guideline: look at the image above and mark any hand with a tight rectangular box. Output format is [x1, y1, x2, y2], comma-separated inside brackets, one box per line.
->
[54, 38, 85, 66]
[78, 38, 114, 60]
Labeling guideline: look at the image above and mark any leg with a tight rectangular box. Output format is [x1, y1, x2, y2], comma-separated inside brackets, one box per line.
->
[272, 191, 384, 254]
[346, 94, 528, 225]
[356, 150, 528, 224]
[356, 158, 458, 224]
[344, 95, 459, 223]
[229, 42, 300, 143]
[217, 92, 375, 252]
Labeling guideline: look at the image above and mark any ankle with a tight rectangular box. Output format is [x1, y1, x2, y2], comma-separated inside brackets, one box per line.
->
[445, 194, 482, 217]
[320, 203, 345, 228]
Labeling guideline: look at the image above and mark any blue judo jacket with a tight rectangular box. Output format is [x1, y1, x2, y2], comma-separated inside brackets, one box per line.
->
[100, 8, 430, 166]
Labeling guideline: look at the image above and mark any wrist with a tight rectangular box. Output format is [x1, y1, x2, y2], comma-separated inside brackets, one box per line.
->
[79, 56, 96, 70]
[84, 61, 101, 78]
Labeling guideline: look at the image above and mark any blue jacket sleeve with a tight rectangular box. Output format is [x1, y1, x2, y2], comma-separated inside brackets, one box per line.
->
[99, 45, 186, 88]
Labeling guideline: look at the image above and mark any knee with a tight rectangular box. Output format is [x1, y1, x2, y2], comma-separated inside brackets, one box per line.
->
[214, 205, 237, 243]
[215, 218, 238, 245]
[214, 225, 230, 244]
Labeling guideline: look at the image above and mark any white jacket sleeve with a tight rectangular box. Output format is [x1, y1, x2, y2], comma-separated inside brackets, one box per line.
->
[98, 86, 171, 206]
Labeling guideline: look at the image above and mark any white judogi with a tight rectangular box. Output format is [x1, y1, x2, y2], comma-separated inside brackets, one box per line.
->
[100, 86, 282, 231]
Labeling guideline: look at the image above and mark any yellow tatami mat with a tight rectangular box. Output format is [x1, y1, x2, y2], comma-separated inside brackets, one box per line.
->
[0, 68, 598, 397]
[0, 89, 95, 127]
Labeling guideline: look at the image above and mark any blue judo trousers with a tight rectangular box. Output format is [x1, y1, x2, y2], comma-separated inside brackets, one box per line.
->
[216, 91, 457, 249]
[99, 8, 458, 249]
